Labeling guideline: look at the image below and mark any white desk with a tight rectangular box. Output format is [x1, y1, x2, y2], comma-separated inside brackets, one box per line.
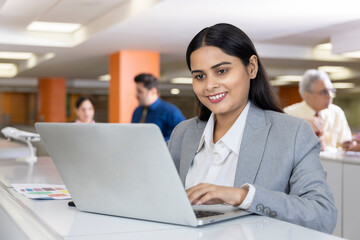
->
[320, 151, 360, 240]
[0, 137, 30, 159]
[0, 157, 343, 240]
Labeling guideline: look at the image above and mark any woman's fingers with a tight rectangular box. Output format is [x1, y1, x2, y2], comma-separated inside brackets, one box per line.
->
[186, 183, 216, 204]
[186, 183, 248, 206]
[195, 190, 223, 205]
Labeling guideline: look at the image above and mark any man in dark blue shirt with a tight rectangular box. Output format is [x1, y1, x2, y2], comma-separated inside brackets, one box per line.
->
[131, 73, 186, 141]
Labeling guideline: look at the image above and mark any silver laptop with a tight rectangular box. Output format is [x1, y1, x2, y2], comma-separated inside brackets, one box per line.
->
[35, 123, 251, 226]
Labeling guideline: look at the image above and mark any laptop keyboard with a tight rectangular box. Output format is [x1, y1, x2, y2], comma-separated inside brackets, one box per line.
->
[194, 210, 225, 218]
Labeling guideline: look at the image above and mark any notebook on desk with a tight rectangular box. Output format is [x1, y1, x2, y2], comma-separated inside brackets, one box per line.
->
[35, 123, 251, 226]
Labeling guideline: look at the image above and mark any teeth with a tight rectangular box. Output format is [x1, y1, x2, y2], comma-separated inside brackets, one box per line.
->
[209, 93, 225, 100]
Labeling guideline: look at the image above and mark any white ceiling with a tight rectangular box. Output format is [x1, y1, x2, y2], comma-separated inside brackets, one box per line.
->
[1, 0, 360, 92]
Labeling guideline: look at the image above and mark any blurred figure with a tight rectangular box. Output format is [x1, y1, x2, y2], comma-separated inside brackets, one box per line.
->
[342, 140, 360, 152]
[75, 96, 95, 123]
[342, 133, 360, 152]
[284, 69, 352, 151]
[132, 73, 185, 141]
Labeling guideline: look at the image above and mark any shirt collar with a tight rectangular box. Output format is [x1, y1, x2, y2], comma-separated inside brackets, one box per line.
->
[196, 115, 213, 153]
[148, 98, 160, 110]
[222, 101, 250, 154]
[302, 101, 317, 116]
[196, 101, 251, 154]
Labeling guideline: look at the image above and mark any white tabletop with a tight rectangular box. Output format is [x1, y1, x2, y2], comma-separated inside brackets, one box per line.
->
[0, 137, 30, 159]
[0, 157, 343, 240]
[320, 150, 360, 164]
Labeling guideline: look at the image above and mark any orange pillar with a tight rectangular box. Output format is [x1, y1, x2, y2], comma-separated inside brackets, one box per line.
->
[278, 85, 302, 109]
[37, 78, 66, 122]
[0, 93, 11, 124]
[0, 93, 32, 124]
[109, 50, 160, 123]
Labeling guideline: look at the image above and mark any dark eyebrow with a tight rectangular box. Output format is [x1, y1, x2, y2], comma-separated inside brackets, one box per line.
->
[191, 61, 232, 74]
[191, 70, 203, 74]
[211, 61, 231, 69]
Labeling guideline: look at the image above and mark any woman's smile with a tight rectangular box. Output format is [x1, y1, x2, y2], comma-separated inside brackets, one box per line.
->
[207, 92, 227, 103]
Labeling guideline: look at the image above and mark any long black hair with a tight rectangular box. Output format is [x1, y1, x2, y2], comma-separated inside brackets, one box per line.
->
[186, 23, 283, 121]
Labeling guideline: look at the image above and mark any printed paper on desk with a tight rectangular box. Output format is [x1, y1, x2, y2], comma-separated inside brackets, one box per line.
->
[11, 183, 71, 200]
[345, 151, 360, 156]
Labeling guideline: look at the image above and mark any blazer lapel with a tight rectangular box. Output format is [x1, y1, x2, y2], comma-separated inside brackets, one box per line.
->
[179, 119, 206, 185]
[234, 105, 271, 187]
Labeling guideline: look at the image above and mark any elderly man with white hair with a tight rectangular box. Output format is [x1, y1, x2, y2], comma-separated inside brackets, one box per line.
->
[284, 69, 352, 151]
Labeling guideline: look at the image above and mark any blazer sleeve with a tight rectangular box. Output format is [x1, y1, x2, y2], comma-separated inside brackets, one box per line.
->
[249, 120, 337, 234]
[167, 118, 191, 172]
[167, 123, 183, 172]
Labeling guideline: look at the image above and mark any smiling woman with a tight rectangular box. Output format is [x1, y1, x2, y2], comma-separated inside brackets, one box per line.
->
[167, 23, 337, 234]
[75, 96, 95, 123]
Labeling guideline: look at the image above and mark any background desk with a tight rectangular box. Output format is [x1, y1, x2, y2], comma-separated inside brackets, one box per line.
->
[320, 151, 360, 240]
[0, 157, 343, 240]
[0, 137, 30, 159]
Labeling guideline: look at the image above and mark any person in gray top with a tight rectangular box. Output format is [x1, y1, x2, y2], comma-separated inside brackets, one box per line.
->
[167, 23, 337, 233]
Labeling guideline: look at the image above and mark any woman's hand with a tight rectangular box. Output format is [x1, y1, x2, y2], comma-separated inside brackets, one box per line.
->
[186, 183, 248, 207]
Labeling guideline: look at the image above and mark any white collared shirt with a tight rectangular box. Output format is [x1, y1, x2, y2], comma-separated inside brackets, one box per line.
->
[284, 101, 352, 150]
[185, 101, 255, 209]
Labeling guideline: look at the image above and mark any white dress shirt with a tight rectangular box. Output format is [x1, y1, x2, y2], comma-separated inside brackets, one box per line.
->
[185, 101, 255, 209]
[284, 101, 352, 151]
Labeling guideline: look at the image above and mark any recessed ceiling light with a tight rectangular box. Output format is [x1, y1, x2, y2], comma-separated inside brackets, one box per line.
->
[327, 69, 353, 80]
[0, 51, 34, 60]
[27, 21, 81, 33]
[275, 75, 302, 82]
[98, 74, 110, 81]
[270, 81, 291, 86]
[332, 82, 355, 89]
[318, 66, 349, 73]
[170, 88, 180, 95]
[315, 43, 332, 50]
[318, 66, 353, 80]
[341, 51, 360, 58]
[0, 63, 17, 77]
[170, 77, 192, 84]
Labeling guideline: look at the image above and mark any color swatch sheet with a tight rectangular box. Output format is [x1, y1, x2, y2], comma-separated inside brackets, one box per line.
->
[11, 184, 71, 200]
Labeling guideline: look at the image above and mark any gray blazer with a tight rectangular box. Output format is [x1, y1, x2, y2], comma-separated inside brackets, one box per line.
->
[167, 104, 337, 234]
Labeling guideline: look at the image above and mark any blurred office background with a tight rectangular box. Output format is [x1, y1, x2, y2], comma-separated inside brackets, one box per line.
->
[2, 2, 360, 238]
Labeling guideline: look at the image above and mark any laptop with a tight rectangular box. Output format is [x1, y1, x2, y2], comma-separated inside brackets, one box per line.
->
[35, 123, 251, 226]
